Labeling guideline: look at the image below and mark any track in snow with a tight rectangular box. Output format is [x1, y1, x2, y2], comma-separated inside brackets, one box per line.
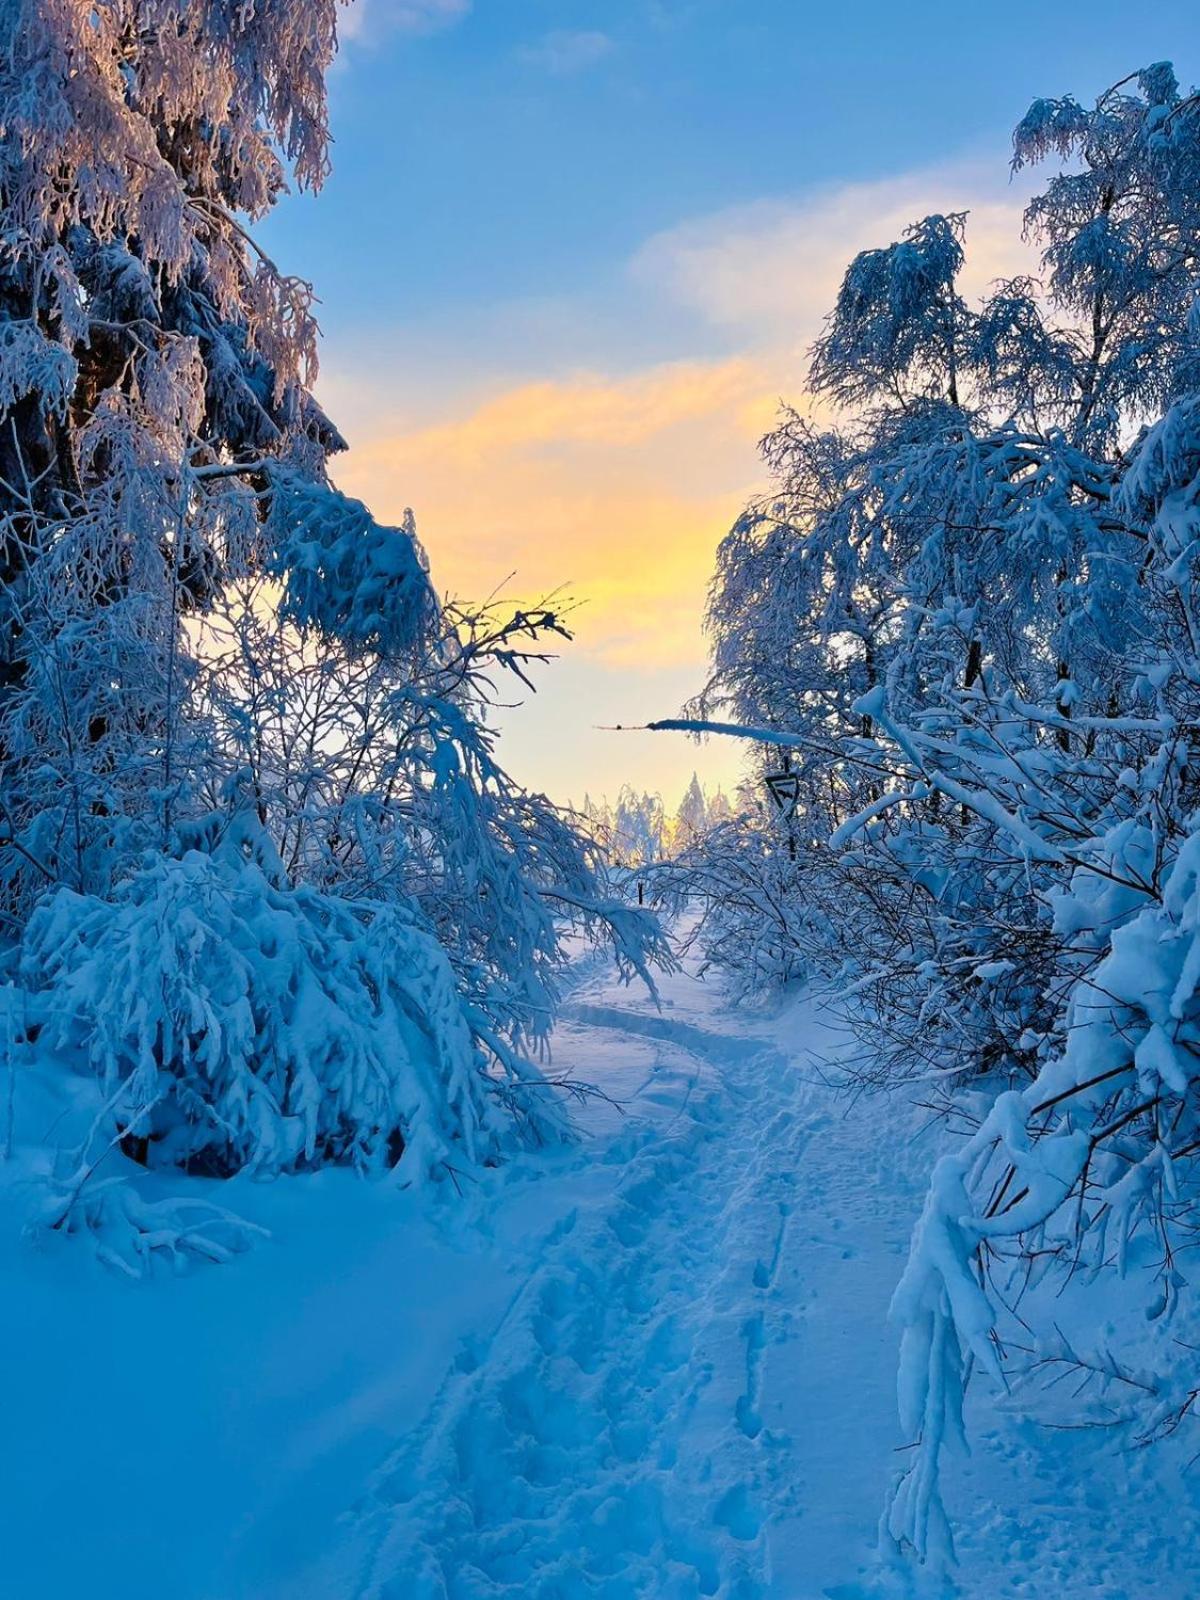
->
[332, 950, 1200, 1600]
[10, 940, 1200, 1599]
[349, 976, 833, 1600]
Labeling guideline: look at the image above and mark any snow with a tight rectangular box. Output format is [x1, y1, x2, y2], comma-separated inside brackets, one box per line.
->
[4, 933, 1199, 1597]
[21, 847, 524, 1188]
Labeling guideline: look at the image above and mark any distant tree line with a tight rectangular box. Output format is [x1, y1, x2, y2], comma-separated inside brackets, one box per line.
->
[577, 774, 734, 868]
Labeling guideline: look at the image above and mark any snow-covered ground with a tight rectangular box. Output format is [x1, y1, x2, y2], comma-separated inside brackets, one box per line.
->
[3, 942, 1199, 1597]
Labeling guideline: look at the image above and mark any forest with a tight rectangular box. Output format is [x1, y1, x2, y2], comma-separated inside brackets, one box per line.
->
[2, 2, 1200, 1596]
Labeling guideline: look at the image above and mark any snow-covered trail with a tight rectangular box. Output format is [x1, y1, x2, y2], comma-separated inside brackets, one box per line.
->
[328, 954, 916, 1600]
[8, 939, 1200, 1599]
[4, 938, 913, 1600]
[313, 947, 1200, 1600]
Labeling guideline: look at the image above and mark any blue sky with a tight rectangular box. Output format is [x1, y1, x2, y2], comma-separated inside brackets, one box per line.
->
[263, 1, 1199, 807]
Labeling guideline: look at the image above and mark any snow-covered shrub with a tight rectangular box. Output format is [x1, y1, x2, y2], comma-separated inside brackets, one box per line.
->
[40, 1180, 268, 1280]
[22, 847, 539, 1182]
[192, 586, 673, 1078]
[648, 815, 814, 998]
[887, 815, 1200, 1559]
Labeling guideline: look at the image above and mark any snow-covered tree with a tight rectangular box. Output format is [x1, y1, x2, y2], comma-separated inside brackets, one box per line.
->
[705, 787, 733, 826]
[0, 0, 350, 920]
[0, 0, 666, 1244]
[654, 60, 1200, 1559]
[611, 785, 669, 868]
[578, 776, 735, 870]
[578, 792, 616, 846]
[673, 772, 708, 848]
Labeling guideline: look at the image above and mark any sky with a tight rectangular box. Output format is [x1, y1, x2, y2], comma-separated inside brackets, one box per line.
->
[261, 0, 1199, 808]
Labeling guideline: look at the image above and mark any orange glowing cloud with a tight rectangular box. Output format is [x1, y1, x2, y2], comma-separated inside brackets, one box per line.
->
[331, 357, 787, 667]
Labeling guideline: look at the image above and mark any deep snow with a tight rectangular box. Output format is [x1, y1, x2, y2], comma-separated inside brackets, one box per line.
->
[3, 944, 1200, 1597]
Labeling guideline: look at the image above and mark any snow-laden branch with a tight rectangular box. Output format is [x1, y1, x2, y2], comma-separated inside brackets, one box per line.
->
[640, 714, 1067, 864]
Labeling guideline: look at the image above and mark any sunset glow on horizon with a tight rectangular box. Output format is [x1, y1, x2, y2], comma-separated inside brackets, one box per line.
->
[261, 1, 1196, 805]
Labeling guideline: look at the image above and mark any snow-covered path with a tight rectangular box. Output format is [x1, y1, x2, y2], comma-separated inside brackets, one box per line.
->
[7, 941, 1200, 1598]
[334, 955, 915, 1600]
[314, 947, 1200, 1600]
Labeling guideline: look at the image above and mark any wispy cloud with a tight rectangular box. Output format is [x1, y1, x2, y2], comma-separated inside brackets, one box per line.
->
[632, 160, 1035, 341]
[517, 29, 615, 76]
[340, 0, 470, 44]
[332, 358, 777, 668]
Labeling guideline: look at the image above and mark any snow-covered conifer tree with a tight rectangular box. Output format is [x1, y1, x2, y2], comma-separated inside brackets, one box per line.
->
[610, 785, 669, 867]
[674, 772, 708, 848]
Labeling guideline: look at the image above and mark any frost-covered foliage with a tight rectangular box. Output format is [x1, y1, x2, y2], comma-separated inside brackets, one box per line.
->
[267, 475, 438, 657]
[662, 61, 1200, 1559]
[0, 0, 666, 1252]
[22, 847, 531, 1181]
[189, 589, 672, 1076]
[652, 816, 812, 997]
[579, 777, 734, 869]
